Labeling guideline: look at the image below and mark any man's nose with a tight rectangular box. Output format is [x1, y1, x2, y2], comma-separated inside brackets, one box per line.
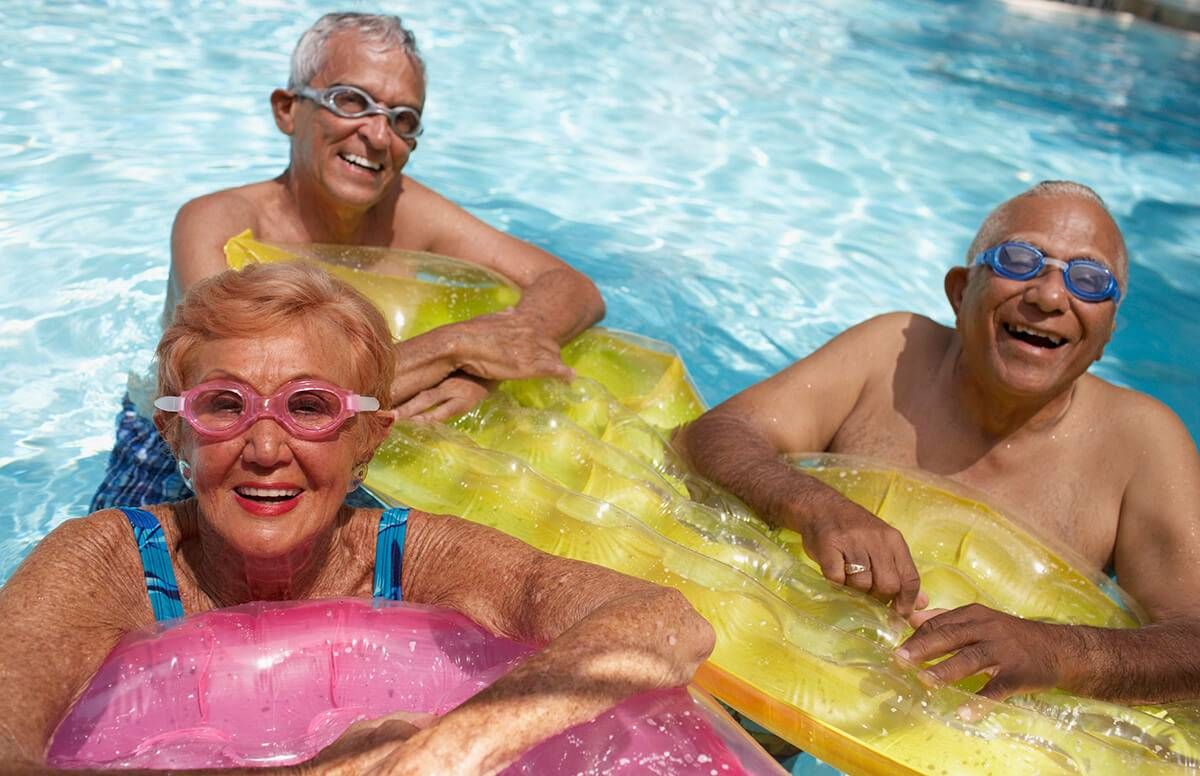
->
[1024, 268, 1071, 313]
[241, 416, 294, 467]
[359, 113, 392, 148]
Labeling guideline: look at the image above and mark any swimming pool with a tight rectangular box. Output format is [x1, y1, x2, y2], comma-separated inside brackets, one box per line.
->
[1, 0, 1198, 586]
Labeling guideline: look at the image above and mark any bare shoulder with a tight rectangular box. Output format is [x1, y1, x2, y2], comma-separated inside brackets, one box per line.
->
[389, 176, 472, 248]
[1085, 376, 1196, 456]
[2, 508, 149, 629]
[799, 311, 945, 375]
[833, 311, 944, 346]
[173, 182, 273, 236]
[30, 508, 138, 567]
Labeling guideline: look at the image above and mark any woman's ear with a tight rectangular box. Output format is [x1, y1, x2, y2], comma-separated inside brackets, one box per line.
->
[944, 266, 969, 318]
[363, 410, 397, 458]
[271, 89, 298, 135]
[152, 412, 178, 453]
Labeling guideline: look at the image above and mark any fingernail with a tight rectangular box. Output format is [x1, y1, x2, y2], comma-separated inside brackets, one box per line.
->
[895, 648, 909, 659]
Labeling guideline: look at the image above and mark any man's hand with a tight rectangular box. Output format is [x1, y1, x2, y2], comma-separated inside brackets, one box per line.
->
[396, 374, 494, 422]
[896, 603, 1076, 701]
[449, 311, 575, 382]
[794, 491, 924, 617]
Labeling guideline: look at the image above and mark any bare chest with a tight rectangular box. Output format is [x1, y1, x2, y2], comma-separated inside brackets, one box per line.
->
[829, 404, 1122, 569]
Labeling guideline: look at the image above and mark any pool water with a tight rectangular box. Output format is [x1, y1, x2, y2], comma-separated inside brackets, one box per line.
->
[2, 0, 1198, 586]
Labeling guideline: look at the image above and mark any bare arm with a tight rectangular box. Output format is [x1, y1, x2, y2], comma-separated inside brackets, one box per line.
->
[900, 398, 1200, 704]
[387, 511, 715, 775]
[1066, 397, 1200, 702]
[167, 192, 257, 315]
[389, 181, 605, 419]
[675, 313, 924, 614]
[413, 179, 605, 345]
[0, 513, 149, 771]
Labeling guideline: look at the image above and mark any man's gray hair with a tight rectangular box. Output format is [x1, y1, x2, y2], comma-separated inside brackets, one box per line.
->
[965, 180, 1127, 281]
[288, 12, 425, 90]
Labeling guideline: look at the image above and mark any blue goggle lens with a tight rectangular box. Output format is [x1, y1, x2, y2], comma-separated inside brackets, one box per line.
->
[1065, 262, 1113, 298]
[995, 244, 1041, 276]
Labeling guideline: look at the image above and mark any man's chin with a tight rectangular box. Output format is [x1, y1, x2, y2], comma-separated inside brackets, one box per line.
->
[989, 359, 1078, 400]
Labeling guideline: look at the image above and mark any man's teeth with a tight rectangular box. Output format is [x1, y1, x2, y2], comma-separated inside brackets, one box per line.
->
[340, 153, 382, 171]
[1006, 323, 1064, 345]
[237, 486, 301, 499]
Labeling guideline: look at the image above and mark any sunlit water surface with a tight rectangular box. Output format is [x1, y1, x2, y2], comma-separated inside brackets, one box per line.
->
[2, 0, 1198, 586]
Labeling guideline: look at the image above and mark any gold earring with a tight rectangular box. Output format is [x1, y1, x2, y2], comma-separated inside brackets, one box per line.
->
[348, 462, 368, 493]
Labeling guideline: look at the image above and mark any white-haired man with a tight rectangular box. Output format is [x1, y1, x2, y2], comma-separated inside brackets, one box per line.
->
[92, 12, 604, 510]
[676, 181, 1200, 704]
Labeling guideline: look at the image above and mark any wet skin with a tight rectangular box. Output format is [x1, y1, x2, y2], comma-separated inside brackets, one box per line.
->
[0, 318, 712, 773]
[678, 192, 1200, 704]
[164, 28, 604, 421]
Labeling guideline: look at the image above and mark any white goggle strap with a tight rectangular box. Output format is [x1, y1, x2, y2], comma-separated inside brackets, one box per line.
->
[350, 395, 381, 412]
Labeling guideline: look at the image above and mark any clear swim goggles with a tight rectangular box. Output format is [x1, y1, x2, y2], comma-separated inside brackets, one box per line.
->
[154, 379, 381, 441]
[974, 241, 1122, 304]
[294, 84, 423, 140]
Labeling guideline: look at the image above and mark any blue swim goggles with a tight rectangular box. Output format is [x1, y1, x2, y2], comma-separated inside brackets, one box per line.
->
[974, 241, 1122, 304]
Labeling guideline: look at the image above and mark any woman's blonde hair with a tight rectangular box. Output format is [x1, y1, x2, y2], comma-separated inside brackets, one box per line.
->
[156, 262, 395, 458]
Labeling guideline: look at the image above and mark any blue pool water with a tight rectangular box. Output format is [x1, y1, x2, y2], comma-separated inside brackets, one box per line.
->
[2, 0, 1198, 593]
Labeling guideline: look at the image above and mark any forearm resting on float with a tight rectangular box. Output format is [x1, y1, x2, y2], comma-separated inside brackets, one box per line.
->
[399, 513, 714, 773]
[675, 409, 843, 533]
[389, 269, 603, 403]
[508, 265, 605, 345]
[403, 586, 713, 774]
[1062, 617, 1200, 704]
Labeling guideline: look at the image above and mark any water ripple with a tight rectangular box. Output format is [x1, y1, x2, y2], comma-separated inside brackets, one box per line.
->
[1, 0, 1198, 579]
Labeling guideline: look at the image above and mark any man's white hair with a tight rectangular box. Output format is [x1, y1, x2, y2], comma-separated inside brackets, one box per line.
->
[288, 12, 425, 90]
[965, 180, 1127, 282]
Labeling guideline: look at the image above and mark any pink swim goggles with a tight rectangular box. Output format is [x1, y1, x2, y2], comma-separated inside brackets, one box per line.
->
[154, 379, 381, 441]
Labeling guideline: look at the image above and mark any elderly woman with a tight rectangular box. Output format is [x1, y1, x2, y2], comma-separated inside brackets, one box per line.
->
[90, 11, 605, 511]
[0, 263, 712, 774]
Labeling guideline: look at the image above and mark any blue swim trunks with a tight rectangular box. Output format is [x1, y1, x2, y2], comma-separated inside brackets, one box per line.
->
[90, 394, 382, 511]
[90, 395, 191, 512]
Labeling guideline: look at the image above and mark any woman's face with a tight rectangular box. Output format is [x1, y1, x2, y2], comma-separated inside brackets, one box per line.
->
[176, 323, 373, 559]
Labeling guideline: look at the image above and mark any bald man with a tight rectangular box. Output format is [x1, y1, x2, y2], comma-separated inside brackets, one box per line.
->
[676, 180, 1200, 704]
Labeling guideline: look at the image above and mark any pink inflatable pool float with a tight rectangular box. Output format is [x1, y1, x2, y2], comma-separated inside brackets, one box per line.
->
[48, 598, 781, 773]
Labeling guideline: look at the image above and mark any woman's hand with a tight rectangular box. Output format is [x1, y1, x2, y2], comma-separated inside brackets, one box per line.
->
[303, 711, 438, 775]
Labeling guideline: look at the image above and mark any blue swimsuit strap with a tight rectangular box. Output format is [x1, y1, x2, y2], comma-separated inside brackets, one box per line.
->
[117, 507, 185, 622]
[373, 506, 411, 601]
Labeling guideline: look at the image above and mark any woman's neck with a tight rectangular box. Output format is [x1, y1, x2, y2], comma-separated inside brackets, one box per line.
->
[177, 502, 362, 608]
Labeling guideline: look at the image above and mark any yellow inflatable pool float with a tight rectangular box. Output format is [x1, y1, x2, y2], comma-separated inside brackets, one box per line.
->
[227, 233, 1200, 775]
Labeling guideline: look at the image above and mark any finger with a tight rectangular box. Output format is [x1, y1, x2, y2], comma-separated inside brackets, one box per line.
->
[915, 591, 930, 610]
[842, 553, 874, 593]
[977, 672, 1023, 702]
[868, 552, 902, 604]
[526, 350, 573, 381]
[896, 609, 978, 663]
[889, 543, 922, 617]
[420, 395, 475, 422]
[550, 363, 576, 382]
[395, 389, 443, 419]
[917, 644, 995, 687]
[811, 545, 847, 585]
[905, 606, 948, 629]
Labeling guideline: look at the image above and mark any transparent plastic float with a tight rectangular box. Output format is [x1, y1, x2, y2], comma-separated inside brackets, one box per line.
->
[228, 234, 1200, 774]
